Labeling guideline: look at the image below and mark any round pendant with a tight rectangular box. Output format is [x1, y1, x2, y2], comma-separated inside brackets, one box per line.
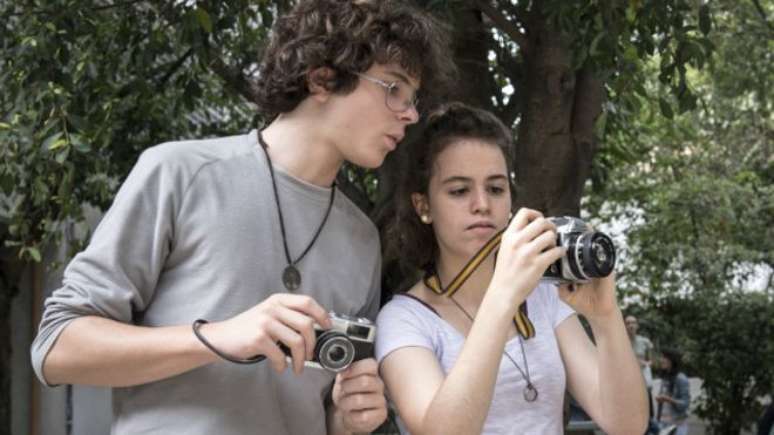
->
[282, 265, 301, 291]
[523, 383, 538, 402]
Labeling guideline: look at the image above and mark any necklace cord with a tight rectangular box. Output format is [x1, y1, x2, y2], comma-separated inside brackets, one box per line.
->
[447, 294, 533, 389]
[258, 131, 336, 267]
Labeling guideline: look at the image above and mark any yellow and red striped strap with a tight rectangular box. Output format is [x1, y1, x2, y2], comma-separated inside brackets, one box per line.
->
[423, 228, 535, 340]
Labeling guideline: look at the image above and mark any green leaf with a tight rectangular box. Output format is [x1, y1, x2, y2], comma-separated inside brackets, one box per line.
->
[678, 92, 697, 113]
[55, 148, 70, 164]
[70, 133, 91, 153]
[590, 31, 607, 56]
[699, 5, 711, 36]
[659, 98, 674, 119]
[195, 8, 213, 34]
[623, 44, 639, 62]
[43, 132, 65, 150]
[27, 247, 42, 262]
[626, 3, 637, 23]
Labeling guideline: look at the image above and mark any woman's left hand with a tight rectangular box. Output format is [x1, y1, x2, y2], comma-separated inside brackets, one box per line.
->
[557, 273, 620, 322]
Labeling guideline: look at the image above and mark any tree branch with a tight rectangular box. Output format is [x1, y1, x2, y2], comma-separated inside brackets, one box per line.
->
[8, 0, 147, 17]
[750, 0, 774, 32]
[475, 0, 530, 54]
[208, 57, 262, 104]
[157, 48, 194, 90]
[500, 94, 521, 128]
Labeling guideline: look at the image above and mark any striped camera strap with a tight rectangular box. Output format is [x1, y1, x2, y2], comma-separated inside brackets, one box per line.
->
[422, 228, 535, 340]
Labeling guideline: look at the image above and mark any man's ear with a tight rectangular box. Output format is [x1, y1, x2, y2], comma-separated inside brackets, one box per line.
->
[411, 193, 432, 224]
[307, 67, 337, 102]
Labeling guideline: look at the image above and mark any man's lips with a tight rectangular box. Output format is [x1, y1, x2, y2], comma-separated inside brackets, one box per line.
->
[386, 133, 404, 144]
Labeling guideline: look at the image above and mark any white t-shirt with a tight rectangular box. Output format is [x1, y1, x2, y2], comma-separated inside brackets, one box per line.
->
[376, 282, 575, 435]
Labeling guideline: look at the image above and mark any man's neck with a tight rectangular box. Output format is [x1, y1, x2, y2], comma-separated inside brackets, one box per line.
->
[260, 111, 343, 188]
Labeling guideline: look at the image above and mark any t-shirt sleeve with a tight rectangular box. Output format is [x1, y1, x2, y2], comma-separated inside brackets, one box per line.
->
[356, 239, 381, 322]
[30, 146, 184, 386]
[375, 297, 436, 364]
[544, 282, 576, 328]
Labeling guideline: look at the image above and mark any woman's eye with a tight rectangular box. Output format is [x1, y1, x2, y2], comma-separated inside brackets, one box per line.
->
[489, 186, 506, 195]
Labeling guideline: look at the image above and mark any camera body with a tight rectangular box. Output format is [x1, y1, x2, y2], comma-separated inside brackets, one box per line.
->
[282, 312, 376, 372]
[542, 216, 616, 284]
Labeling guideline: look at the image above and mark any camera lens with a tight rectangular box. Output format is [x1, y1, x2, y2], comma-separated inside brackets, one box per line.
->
[580, 232, 616, 278]
[327, 344, 347, 363]
[315, 331, 355, 372]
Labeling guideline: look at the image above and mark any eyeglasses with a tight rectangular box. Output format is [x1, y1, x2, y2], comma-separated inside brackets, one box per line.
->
[356, 73, 419, 113]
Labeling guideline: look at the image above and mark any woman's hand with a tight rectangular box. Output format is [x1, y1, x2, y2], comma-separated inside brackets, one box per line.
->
[488, 208, 567, 310]
[558, 273, 620, 323]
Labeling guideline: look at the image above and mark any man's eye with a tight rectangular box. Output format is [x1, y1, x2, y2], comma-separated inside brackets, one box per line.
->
[388, 84, 401, 95]
[449, 188, 468, 196]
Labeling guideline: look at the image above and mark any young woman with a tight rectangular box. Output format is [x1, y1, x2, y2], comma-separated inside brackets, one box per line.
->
[655, 348, 692, 435]
[376, 102, 648, 434]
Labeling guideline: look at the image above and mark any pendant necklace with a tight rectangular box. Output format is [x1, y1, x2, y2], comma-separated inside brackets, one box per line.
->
[258, 132, 336, 291]
[448, 295, 539, 402]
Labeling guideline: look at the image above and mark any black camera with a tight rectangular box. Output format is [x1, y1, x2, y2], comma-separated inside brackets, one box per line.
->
[281, 313, 375, 372]
[542, 216, 616, 284]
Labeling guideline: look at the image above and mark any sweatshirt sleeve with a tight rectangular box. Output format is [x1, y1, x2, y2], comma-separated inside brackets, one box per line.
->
[30, 146, 186, 386]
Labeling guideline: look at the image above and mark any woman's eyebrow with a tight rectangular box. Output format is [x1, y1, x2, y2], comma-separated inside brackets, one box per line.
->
[441, 174, 507, 184]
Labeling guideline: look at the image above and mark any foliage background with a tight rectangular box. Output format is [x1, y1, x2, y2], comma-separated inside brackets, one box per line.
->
[1, 1, 772, 434]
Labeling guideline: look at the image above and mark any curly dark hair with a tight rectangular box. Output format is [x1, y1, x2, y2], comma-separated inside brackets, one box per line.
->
[384, 102, 515, 278]
[254, 0, 456, 117]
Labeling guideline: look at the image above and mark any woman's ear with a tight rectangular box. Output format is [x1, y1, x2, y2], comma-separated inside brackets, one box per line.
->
[307, 67, 337, 102]
[411, 193, 432, 224]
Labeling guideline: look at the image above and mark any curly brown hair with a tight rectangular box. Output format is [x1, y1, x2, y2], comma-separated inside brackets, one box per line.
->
[254, 0, 456, 117]
[385, 102, 515, 278]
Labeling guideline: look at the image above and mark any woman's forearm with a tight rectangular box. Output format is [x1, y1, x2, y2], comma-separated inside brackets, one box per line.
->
[417, 296, 515, 435]
[588, 309, 649, 435]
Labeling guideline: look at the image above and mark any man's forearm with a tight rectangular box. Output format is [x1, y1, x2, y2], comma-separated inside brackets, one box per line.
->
[43, 315, 218, 387]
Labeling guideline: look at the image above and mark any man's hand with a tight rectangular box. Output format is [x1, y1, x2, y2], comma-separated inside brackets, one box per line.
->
[197, 293, 331, 374]
[328, 358, 387, 434]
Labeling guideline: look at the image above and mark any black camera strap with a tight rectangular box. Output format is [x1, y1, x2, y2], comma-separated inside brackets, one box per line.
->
[422, 228, 535, 340]
[192, 319, 266, 364]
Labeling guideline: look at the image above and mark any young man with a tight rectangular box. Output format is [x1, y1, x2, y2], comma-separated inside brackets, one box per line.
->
[30, 1, 454, 434]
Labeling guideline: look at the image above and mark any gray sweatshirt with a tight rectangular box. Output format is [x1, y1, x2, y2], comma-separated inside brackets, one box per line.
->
[31, 130, 382, 435]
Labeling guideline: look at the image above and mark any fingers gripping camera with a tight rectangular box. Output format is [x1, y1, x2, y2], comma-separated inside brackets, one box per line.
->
[281, 313, 376, 372]
[542, 216, 617, 284]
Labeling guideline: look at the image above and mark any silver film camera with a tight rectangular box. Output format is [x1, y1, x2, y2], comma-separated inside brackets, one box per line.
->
[542, 216, 616, 284]
[281, 313, 376, 372]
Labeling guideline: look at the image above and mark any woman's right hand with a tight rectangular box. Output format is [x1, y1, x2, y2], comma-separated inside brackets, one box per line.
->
[487, 208, 566, 310]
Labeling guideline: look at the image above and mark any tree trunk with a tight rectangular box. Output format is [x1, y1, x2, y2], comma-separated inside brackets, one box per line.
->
[0, 238, 23, 435]
[0, 292, 9, 435]
[449, 5, 497, 111]
[513, 10, 605, 217]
